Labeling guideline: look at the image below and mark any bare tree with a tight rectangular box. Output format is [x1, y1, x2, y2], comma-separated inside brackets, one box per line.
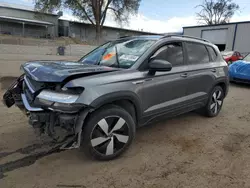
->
[34, 0, 141, 41]
[196, 0, 240, 25]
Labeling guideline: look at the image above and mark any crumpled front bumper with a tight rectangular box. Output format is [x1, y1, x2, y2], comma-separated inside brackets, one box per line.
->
[2, 75, 90, 149]
[21, 93, 43, 111]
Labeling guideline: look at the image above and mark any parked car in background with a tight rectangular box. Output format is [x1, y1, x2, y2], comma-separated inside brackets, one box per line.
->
[229, 53, 250, 84]
[3, 35, 229, 160]
[221, 51, 243, 64]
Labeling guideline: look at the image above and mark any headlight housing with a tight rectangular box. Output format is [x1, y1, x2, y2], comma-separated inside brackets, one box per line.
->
[37, 90, 79, 104]
[35, 89, 84, 113]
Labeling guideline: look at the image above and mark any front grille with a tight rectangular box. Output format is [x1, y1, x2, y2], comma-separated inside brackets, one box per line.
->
[24, 76, 45, 92]
[23, 76, 43, 102]
[23, 76, 58, 102]
[24, 86, 33, 102]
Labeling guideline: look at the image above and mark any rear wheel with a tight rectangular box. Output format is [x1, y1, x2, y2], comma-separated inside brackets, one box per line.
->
[202, 86, 224, 117]
[82, 105, 136, 160]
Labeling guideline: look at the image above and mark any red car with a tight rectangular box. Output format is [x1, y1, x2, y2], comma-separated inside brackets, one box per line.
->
[221, 51, 243, 64]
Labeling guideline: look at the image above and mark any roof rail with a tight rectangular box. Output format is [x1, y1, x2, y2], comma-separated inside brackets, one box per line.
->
[119, 35, 130, 39]
[163, 34, 210, 42]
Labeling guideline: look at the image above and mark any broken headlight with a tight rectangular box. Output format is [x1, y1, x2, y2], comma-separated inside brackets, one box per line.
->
[37, 90, 79, 104]
[36, 89, 84, 112]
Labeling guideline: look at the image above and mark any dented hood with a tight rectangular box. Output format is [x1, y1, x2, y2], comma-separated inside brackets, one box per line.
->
[21, 61, 119, 82]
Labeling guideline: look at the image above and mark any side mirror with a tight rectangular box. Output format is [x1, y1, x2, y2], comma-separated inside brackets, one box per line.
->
[148, 59, 172, 74]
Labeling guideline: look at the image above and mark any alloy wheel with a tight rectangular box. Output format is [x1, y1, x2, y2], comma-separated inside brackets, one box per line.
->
[90, 116, 129, 156]
[210, 90, 223, 114]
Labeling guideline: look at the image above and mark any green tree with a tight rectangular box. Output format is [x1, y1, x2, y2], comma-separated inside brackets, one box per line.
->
[34, 0, 141, 41]
[196, 0, 240, 25]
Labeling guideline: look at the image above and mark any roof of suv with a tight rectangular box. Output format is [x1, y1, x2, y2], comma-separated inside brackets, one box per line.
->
[120, 35, 212, 45]
[118, 35, 163, 40]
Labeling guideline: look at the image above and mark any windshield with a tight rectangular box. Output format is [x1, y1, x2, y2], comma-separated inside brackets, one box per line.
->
[78, 38, 156, 69]
[243, 53, 250, 61]
[221, 51, 234, 57]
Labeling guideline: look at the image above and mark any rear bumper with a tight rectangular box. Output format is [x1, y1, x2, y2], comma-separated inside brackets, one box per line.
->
[230, 77, 250, 84]
[229, 68, 250, 84]
[229, 71, 250, 84]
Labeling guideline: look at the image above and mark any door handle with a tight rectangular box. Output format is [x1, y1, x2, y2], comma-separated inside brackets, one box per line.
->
[180, 73, 188, 78]
[132, 80, 145, 84]
[211, 68, 216, 73]
[132, 78, 153, 85]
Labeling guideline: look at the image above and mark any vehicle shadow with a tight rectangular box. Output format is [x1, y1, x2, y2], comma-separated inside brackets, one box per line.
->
[0, 143, 62, 179]
[230, 82, 250, 89]
[0, 111, 206, 179]
[0, 142, 53, 159]
[137, 111, 203, 133]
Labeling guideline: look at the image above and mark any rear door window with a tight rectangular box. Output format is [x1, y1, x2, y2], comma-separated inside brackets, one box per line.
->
[186, 42, 209, 64]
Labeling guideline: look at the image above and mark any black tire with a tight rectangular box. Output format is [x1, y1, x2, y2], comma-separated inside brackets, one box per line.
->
[81, 105, 136, 161]
[202, 86, 225, 117]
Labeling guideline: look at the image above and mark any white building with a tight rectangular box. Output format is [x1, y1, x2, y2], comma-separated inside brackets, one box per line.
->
[183, 21, 250, 54]
[0, 2, 159, 43]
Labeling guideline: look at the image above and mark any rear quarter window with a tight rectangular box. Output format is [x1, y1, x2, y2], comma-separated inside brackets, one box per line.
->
[207, 46, 217, 62]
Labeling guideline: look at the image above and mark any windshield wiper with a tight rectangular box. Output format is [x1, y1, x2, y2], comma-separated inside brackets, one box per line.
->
[115, 45, 120, 68]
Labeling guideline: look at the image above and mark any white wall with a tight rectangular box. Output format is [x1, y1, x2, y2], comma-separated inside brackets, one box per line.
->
[234, 23, 250, 53]
[183, 27, 201, 38]
[183, 24, 236, 51]
[0, 7, 59, 37]
[63, 20, 158, 44]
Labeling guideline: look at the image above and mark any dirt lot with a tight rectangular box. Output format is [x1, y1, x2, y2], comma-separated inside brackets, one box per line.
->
[0, 54, 80, 77]
[0, 84, 250, 188]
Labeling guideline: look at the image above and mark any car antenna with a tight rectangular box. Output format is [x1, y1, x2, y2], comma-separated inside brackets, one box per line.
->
[115, 45, 120, 68]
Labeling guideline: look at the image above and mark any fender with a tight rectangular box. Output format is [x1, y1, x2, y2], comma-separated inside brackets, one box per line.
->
[90, 91, 143, 120]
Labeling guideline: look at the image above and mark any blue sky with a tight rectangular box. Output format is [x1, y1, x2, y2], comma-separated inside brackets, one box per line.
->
[139, 0, 250, 21]
[1, 0, 250, 33]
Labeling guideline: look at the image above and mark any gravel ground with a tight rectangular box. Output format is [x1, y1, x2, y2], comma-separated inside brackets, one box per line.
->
[0, 84, 250, 188]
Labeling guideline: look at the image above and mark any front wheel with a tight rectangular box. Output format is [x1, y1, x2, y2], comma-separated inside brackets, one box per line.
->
[82, 105, 136, 160]
[202, 86, 224, 117]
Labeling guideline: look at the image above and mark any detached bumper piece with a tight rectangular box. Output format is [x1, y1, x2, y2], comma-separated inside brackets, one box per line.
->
[2, 75, 24, 108]
[2, 90, 15, 107]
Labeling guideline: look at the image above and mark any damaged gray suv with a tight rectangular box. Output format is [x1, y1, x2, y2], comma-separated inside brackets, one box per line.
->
[3, 35, 229, 160]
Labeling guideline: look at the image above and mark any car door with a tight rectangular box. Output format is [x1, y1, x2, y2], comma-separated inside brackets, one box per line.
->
[184, 42, 217, 106]
[140, 42, 189, 124]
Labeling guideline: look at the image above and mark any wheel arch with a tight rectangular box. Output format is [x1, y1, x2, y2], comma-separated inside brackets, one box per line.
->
[90, 91, 142, 124]
[213, 79, 229, 97]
